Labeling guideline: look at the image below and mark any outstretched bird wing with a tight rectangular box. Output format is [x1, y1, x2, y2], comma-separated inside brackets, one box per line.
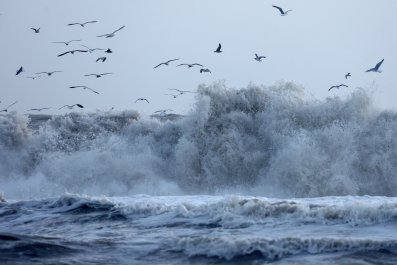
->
[16, 66, 23, 75]
[215, 43, 221, 52]
[57, 51, 70, 57]
[67, 23, 80, 26]
[83, 21, 97, 25]
[6, 101, 18, 109]
[153, 63, 165, 69]
[272, 5, 284, 14]
[374, 59, 384, 70]
[111, 25, 125, 34]
[76, 104, 84, 108]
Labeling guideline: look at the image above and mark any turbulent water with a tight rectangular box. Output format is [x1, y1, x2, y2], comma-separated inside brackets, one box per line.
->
[1, 82, 397, 264]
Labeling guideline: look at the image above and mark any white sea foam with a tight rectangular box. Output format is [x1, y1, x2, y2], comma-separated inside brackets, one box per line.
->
[1, 82, 397, 199]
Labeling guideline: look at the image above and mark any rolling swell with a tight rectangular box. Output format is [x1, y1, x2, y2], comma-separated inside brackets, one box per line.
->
[1, 82, 397, 198]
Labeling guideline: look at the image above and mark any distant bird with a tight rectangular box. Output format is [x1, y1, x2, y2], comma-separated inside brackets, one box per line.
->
[328, 84, 348, 91]
[69, 85, 99, 94]
[30, 27, 40, 33]
[26, 76, 41, 80]
[105, 48, 113, 53]
[58, 104, 84, 110]
[154, 109, 173, 115]
[53, 40, 82, 46]
[135, 98, 149, 103]
[27, 107, 51, 112]
[80, 45, 105, 53]
[0, 101, 18, 112]
[366, 59, 384, 73]
[177, 63, 203, 68]
[16, 66, 24, 75]
[35, 71, 62, 76]
[214, 43, 222, 53]
[68, 21, 98, 27]
[96, 57, 107, 62]
[97, 25, 125, 38]
[200, 68, 211, 74]
[254, 54, 266, 62]
[153, 59, 180, 69]
[272, 5, 292, 16]
[164, 93, 180, 98]
[345, 73, 351, 79]
[57, 50, 88, 57]
[168, 88, 193, 95]
[84, 73, 113, 78]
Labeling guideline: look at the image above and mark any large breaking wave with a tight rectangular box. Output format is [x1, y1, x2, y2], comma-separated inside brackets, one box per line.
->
[1, 82, 397, 199]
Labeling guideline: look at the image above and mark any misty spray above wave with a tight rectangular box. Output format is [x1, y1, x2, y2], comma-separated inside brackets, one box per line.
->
[1, 81, 397, 199]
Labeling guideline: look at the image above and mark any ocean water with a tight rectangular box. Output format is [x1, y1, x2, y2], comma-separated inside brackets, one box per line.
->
[1, 82, 397, 264]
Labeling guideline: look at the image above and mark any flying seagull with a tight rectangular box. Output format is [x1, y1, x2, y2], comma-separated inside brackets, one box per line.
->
[272, 5, 292, 16]
[164, 93, 180, 98]
[168, 88, 194, 95]
[328, 84, 348, 91]
[16, 66, 24, 75]
[35, 71, 62, 76]
[80, 45, 105, 53]
[154, 109, 173, 115]
[58, 104, 84, 110]
[214, 43, 222, 53]
[68, 21, 98, 27]
[177, 63, 203, 68]
[254, 54, 266, 62]
[200, 68, 211, 74]
[57, 50, 88, 57]
[96, 57, 107, 62]
[135, 98, 149, 103]
[0, 101, 18, 112]
[26, 76, 41, 80]
[366, 59, 384, 73]
[153, 59, 180, 69]
[96, 25, 125, 38]
[30, 27, 40, 33]
[27, 107, 51, 112]
[53, 40, 82, 46]
[345, 73, 351, 79]
[69, 86, 99, 94]
[84, 73, 113, 78]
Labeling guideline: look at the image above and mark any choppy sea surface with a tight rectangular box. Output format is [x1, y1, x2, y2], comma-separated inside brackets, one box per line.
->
[1, 83, 397, 264]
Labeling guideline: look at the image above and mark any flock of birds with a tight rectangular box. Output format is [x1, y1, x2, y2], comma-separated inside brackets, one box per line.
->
[1, 5, 386, 114]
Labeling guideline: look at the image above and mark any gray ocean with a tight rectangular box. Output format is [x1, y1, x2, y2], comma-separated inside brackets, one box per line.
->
[1, 83, 397, 264]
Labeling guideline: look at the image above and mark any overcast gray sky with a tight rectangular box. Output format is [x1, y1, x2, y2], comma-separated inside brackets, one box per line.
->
[1, 0, 396, 115]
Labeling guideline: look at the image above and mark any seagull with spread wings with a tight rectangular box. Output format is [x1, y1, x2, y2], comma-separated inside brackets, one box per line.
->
[345, 73, 351, 79]
[97, 25, 125, 38]
[80, 45, 105, 53]
[35, 71, 63, 76]
[30, 27, 40, 33]
[135, 98, 149, 103]
[177, 63, 203, 68]
[68, 21, 98, 27]
[58, 104, 84, 110]
[53, 40, 82, 46]
[96, 57, 107, 63]
[57, 50, 88, 57]
[84, 73, 113, 78]
[0, 101, 18, 112]
[272, 5, 292, 16]
[69, 86, 99, 94]
[27, 107, 51, 112]
[328, 84, 348, 91]
[366, 59, 384, 73]
[153, 59, 180, 69]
